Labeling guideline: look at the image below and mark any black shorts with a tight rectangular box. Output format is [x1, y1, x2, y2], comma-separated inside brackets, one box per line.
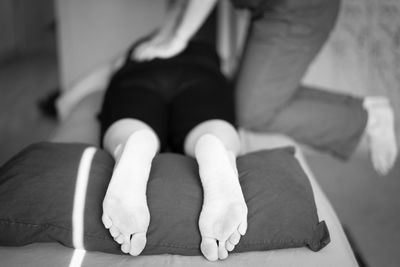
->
[99, 42, 235, 153]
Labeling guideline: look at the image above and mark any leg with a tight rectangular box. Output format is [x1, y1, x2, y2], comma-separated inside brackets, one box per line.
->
[266, 86, 368, 160]
[264, 87, 397, 174]
[99, 66, 168, 254]
[184, 120, 247, 261]
[169, 66, 245, 260]
[102, 119, 159, 256]
[235, 0, 340, 129]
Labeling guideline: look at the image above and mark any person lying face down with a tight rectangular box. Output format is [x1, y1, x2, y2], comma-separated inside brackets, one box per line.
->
[98, 24, 247, 264]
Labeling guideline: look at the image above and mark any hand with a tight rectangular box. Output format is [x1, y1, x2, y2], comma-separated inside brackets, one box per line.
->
[132, 33, 188, 61]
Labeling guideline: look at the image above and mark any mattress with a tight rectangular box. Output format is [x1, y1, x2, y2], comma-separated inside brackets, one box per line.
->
[0, 92, 359, 267]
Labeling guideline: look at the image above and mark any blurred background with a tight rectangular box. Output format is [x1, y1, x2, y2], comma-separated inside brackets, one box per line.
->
[0, 0, 399, 266]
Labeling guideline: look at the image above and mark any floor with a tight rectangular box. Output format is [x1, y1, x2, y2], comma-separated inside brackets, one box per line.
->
[305, 147, 400, 267]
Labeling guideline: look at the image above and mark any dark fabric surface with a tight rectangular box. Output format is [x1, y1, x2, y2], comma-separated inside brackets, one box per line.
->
[122, 41, 221, 79]
[230, 0, 279, 19]
[0, 142, 329, 255]
[99, 41, 235, 153]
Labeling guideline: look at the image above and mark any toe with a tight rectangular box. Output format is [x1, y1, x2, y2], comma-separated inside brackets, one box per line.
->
[371, 153, 381, 174]
[228, 231, 241, 245]
[377, 156, 387, 176]
[218, 240, 228, 260]
[123, 234, 130, 243]
[102, 214, 112, 229]
[120, 234, 131, 253]
[115, 235, 124, 244]
[121, 242, 130, 254]
[109, 225, 120, 237]
[200, 237, 218, 261]
[129, 232, 147, 256]
[381, 158, 390, 175]
[238, 221, 247, 235]
[226, 241, 235, 252]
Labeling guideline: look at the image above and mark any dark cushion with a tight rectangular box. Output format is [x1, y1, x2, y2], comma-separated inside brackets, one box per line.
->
[0, 142, 329, 255]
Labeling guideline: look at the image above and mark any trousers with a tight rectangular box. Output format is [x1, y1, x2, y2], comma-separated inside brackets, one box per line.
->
[235, 0, 368, 159]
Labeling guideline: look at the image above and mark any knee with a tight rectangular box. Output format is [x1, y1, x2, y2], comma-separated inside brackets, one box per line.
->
[184, 120, 241, 157]
[103, 119, 159, 155]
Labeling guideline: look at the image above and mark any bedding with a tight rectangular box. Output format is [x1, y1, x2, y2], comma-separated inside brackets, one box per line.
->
[0, 142, 329, 256]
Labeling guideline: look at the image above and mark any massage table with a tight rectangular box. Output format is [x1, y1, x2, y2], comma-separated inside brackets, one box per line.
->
[0, 88, 359, 267]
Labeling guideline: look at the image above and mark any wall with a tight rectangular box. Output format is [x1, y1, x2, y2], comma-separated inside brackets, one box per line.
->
[55, 0, 164, 90]
[0, 0, 54, 62]
[13, 0, 55, 52]
[0, 0, 16, 60]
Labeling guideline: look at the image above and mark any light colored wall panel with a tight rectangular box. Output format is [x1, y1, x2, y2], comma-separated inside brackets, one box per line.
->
[56, 0, 165, 90]
[0, 0, 16, 60]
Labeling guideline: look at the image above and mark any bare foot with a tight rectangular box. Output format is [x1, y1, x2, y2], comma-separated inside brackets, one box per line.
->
[102, 130, 157, 255]
[364, 97, 398, 175]
[195, 134, 248, 261]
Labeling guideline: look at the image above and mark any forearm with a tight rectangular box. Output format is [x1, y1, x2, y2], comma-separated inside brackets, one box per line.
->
[132, 0, 217, 60]
[172, 0, 218, 42]
[157, 0, 187, 38]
